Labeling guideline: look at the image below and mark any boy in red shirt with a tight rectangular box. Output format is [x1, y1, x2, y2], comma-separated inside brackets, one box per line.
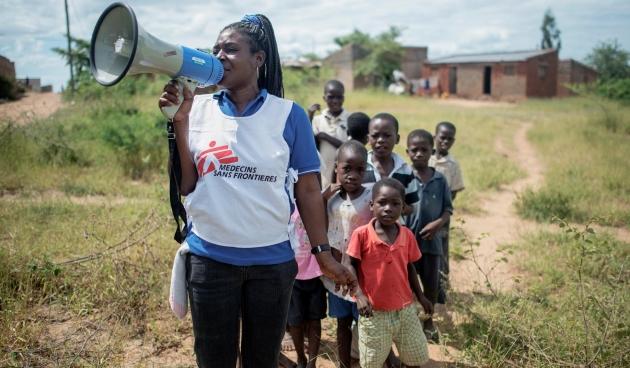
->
[347, 178, 433, 368]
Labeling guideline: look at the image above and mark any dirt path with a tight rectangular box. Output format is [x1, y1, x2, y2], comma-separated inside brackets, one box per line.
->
[451, 122, 541, 294]
[0, 92, 63, 124]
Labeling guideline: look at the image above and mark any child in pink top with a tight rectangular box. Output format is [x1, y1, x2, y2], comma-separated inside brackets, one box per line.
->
[288, 210, 326, 368]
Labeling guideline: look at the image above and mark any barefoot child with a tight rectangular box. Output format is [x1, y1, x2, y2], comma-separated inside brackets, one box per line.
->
[323, 140, 373, 368]
[311, 80, 350, 188]
[287, 210, 327, 368]
[347, 178, 433, 368]
[429, 121, 464, 305]
[406, 129, 453, 342]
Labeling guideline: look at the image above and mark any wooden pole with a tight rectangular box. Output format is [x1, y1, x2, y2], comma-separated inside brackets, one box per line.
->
[64, 0, 75, 93]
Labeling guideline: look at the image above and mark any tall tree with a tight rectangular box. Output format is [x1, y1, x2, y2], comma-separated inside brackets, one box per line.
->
[585, 39, 630, 80]
[334, 29, 372, 48]
[52, 36, 91, 86]
[541, 8, 561, 51]
[333, 27, 403, 86]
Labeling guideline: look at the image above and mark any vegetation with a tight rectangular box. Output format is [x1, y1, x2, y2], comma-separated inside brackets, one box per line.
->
[453, 223, 628, 367]
[515, 98, 630, 226]
[0, 75, 22, 101]
[540, 8, 561, 51]
[1, 67, 629, 367]
[583, 39, 630, 102]
[333, 27, 404, 87]
[586, 39, 630, 81]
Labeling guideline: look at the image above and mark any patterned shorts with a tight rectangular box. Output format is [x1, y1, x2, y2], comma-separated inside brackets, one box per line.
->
[358, 304, 429, 368]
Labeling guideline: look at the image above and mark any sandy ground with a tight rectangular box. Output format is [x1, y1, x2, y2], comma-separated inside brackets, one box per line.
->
[0, 92, 63, 124]
[450, 122, 541, 295]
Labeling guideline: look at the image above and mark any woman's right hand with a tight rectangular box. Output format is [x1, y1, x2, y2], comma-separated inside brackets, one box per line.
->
[158, 80, 194, 123]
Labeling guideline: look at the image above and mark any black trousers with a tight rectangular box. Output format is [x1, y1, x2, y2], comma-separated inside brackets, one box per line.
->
[415, 253, 441, 305]
[187, 254, 298, 368]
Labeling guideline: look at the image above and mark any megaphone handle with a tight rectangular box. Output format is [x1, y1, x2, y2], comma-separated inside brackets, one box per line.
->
[161, 77, 198, 121]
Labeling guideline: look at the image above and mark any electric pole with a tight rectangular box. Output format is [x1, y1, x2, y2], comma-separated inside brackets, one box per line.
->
[64, 0, 75, 93]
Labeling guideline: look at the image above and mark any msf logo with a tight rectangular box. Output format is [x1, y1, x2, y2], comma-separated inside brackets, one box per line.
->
[196, 140, 239, 177]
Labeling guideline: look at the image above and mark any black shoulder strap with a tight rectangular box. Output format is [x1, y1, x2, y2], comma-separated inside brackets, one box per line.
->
[167, 120, 188, 243]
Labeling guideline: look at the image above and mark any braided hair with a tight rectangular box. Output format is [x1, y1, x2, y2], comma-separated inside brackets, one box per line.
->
[222, 14, 284, 97]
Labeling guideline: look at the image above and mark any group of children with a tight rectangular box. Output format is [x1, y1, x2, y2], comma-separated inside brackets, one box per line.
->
[287, 80, 464, 368]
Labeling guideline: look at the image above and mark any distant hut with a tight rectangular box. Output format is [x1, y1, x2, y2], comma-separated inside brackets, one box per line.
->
[423, 49, 559, 100]
[323, 44, 427, 91]
[0, 55, 16, 81]
[557, 59, 598, 97]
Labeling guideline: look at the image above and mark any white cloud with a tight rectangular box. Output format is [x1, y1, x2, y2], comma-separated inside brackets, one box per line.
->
[1, 0, 629, 91]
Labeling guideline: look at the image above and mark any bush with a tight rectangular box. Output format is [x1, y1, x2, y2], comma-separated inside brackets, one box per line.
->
[594, 78, 630, 102]
[516, 188, 582, 222]
[98, 108, 166, 180]
[0, 75, 19, 100]
[457, 229, 629, 367]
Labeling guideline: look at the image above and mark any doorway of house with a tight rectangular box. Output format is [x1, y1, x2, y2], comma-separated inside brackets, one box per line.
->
[448, 67, 457, 94]
[483, 66, 492, 95]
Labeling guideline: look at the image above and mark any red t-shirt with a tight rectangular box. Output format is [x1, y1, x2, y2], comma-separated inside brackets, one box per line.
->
[346, 219, 422, 311]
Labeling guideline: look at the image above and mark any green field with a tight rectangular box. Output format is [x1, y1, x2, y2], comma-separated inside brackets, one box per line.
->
[1, 73, 628, 367]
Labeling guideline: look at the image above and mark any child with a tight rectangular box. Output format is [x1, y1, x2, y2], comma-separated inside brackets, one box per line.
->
[288, 210, 327, 368]
[406, 129, 453, 342]
[347, 178, 433, 368]
[310, 80, 350, 188]
[323, 140, 373, 368]
[363, 113, 419, 215]
[428, 121, 464, 305]
[347, 112, 371, 145]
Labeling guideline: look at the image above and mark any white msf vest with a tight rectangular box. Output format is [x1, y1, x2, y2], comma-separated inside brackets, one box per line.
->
[185, 93, 294, 248]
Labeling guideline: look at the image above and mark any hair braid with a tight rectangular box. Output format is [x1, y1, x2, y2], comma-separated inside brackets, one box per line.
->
[222, 15, 284, 97]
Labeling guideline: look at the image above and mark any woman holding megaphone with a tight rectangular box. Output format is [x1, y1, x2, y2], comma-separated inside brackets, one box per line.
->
[159, 14, 357, 368]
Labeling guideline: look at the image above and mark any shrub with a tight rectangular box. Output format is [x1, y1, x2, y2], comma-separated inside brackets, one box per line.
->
[516, 188, 579, 222]
[99, 108, 166, 180]
[0, 75, 19, 100]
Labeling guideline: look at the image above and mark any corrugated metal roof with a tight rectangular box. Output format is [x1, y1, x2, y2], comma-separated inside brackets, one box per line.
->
[427, 49, 555, 64]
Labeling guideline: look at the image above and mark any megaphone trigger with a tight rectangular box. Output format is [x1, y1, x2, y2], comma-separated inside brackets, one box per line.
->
[160, 77, 198, 121]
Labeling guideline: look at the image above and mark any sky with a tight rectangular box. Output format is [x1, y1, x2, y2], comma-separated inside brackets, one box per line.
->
[1, 0, 629, 92]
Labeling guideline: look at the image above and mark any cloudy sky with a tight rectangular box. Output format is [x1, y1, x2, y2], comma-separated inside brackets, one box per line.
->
[1, 0, 629, 91]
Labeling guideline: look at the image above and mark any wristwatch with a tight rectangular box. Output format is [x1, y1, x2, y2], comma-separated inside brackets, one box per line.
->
[311, 243, 331, 255]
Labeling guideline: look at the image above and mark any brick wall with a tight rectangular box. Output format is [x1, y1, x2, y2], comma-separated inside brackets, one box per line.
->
[557, 59, 598, 97]
[456, 64, 483, 98]
[0, 55, 16, 81]
[401, 47, 427, 79]
[493, 62, 527, 99]
[525, 49, 558, 97]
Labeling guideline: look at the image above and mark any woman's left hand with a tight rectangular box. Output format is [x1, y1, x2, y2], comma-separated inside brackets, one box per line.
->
[316, 251, 358, 295]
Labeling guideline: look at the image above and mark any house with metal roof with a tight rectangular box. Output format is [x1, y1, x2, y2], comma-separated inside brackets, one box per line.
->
[422, 48, 559, 99]
[557, 59, 598, 97]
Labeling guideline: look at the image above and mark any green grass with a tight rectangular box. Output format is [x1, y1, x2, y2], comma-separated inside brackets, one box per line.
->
[1, 72, 628, 366]
[454, 227, 629, 367]
[515, 97, 630, 226]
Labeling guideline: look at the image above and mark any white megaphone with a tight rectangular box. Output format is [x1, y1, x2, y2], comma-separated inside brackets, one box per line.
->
[90, 2, 223, 120]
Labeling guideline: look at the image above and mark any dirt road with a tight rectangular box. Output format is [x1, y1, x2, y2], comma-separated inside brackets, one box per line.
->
[0, 92, 63, 124]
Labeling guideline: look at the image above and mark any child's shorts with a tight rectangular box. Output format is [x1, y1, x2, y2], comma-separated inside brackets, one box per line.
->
[287, 277, 327, 326]
[358, 304, 429, 368]
[328, 293, 359, 320]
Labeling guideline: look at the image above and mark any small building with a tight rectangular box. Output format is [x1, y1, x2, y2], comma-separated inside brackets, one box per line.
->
[423, 49, 558, 99]
[323, 44, 427, 90]
[0, 55, 16, 81]
[557, 59, 598, 97]
[17, 77, 41, 92]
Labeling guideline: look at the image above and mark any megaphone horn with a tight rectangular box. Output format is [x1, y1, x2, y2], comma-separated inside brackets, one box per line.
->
[90, 2, 223, 118]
